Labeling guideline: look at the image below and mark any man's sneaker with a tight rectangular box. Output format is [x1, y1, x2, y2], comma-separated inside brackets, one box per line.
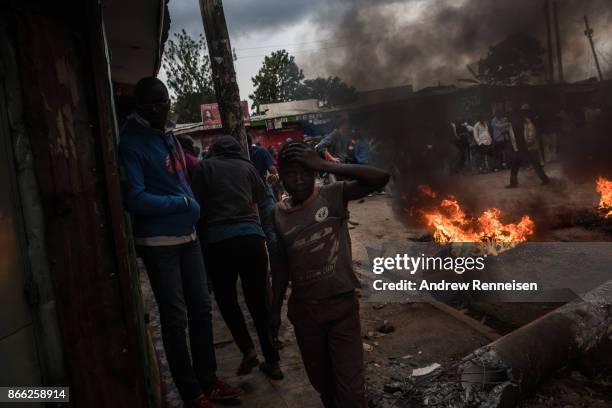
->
[184, 394, 214, 408]
[259, 361, 284, 380]
[204, 380, 243, 401]
[236, 350, 259, 376]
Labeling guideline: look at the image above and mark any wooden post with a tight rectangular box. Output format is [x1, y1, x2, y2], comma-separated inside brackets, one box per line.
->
[545, 0, 555, 83]
[198, 0, 249, 153]
[553, 0, 565, 83]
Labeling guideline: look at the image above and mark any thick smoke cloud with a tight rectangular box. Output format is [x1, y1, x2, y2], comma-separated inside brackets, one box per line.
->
[310, 0, 612, 90]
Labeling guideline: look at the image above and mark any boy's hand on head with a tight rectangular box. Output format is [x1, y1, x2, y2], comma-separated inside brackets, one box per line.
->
[284, 144, 327, 171]
[266, 173, 280, 185]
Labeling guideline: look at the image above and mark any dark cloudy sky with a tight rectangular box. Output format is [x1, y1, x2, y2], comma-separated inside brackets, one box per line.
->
[160, 0, 337, 106]
[161, 0, 612, 111]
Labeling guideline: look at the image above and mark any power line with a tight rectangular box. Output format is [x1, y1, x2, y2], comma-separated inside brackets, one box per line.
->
[595, 46, 612, 72]
[234, 38, 338, 52]
[236, 44, 346, 60]
[596, 45, 612, 62]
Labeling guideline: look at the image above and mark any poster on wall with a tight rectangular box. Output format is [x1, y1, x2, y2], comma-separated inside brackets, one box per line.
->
[201, 103, 221, 129]
[200, 101, 250, 129]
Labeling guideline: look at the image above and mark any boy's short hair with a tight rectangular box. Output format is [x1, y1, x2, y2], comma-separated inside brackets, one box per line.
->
[278, 140, 311, 170]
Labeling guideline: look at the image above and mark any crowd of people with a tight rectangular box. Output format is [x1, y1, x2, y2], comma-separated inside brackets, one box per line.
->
[450, 104, 552, 188]
[117, 74, 569, 408]
[119, 77, 389, 408]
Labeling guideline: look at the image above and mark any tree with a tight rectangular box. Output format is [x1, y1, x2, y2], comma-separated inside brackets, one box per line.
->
[162, 29, 215, 122]
[249, 50, 304, 113]
[477, 33, 545, 86]
[295, 76, 357, 107]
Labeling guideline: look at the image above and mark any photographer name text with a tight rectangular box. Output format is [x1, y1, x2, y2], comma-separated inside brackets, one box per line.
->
[372, 279, 539, 292]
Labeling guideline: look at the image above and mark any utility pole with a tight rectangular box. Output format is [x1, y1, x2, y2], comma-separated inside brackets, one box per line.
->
[198, 0, 248, 152]
[584, 15, 604, 81]
[553, 0, 564, 83]
[544, 0, 555, 83]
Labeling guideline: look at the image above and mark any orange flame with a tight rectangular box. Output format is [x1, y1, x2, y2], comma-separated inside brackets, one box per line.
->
[415, 187, 535, 255]
[596, 177, 612, 218]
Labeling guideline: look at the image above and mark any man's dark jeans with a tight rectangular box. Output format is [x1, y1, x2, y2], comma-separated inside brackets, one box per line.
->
[138, 239, 217, 400]
[204, 235, 280, 364]
[288, 292, 366, 408]
[509, 149, 550, 186]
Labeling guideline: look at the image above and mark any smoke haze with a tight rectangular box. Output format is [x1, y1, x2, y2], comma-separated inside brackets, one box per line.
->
[309, 0, 612, 90]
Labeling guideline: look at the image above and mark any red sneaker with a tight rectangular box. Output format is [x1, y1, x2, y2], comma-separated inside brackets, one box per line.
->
[204, 380, 243, 401]
[184, 394, 214, 408]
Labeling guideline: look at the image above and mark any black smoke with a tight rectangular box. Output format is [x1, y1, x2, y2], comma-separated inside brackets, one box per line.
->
[309, 0, 612, 90]
[309, 0, 612, 231]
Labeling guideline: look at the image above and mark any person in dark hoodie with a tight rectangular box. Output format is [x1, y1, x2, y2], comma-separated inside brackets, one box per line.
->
[119, 77, 241, 408]
[191, 136, 283, 381]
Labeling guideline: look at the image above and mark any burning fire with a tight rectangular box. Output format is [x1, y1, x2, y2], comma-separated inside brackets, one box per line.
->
[596, 177, 612, 218]
[414, 187, 535, 255]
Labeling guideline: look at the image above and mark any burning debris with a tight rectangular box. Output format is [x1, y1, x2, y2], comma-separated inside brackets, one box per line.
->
[406, 186, 535, 255]
[596, 177, 612, 218]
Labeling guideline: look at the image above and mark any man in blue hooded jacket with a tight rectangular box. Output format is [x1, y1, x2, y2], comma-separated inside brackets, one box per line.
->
[119, 77, 240, 408]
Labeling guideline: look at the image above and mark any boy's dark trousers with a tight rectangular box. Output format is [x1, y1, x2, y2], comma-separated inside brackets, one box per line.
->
[138, 239, 217, 400]
[509, 149, 550, 187]
[205, 235, 280, 364]
[288, 291, 366, 408]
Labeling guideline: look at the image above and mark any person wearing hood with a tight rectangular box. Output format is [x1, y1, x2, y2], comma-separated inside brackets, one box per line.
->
[191, 136, 283, 381]
[119, 78, 241, 408]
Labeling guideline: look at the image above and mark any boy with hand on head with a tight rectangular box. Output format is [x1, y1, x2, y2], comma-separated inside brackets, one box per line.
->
[270, 141, 389, 408]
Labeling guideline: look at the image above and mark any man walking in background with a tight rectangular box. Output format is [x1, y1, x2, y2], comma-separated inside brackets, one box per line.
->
[119, 77, 241, 408]
[316, 114, 352, 163]
[353, 134, 371, 165]
[506, 104, 551, 188]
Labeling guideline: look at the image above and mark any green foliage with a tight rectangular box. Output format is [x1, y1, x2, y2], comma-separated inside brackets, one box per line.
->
[162, 29, 215, 122]
[250, 50, 356, 113]
[295, 76, 357, 107]
[477, 33, 545, 85]
[249, 50, 304, 113]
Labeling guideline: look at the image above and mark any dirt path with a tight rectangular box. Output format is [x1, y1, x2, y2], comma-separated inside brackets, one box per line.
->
[347, 194, 493, 401]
